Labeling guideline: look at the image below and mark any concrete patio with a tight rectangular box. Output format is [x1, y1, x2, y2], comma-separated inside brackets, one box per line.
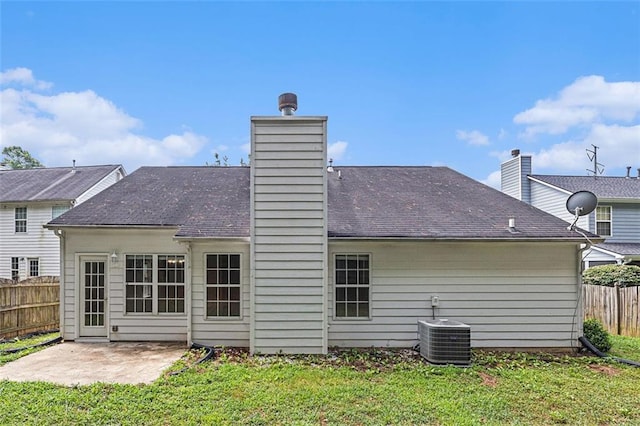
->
[0, 341, 187, 386]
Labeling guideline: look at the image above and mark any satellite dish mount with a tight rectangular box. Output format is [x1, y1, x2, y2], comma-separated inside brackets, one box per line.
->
[565, 190, 598, 231]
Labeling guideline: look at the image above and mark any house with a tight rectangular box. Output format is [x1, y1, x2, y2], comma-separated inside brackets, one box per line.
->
[501, 150, 640, 267]
[46, 95, 597, 354]
[0, 165, 125, 280]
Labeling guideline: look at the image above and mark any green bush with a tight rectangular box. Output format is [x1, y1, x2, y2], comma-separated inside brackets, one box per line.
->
[582, 264, 640, 287]
[583, 318, 612, 353]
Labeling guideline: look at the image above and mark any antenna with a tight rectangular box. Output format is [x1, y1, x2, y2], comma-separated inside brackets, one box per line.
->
[565, 190, 598, 231]
[586, 144, 604, 177]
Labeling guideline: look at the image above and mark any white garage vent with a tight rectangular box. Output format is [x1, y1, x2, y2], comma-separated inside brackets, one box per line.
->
[418, 319, 471, 365]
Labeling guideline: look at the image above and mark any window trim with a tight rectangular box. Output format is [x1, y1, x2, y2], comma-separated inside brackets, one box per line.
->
[10, 257, 19, 281]
[15, 207, 27, 233]
[124, 253, 186, 316]
[204, 253, 243, 321]
[333, 253, 372, 321]
[595, 205, 612, 237]
[27, 257, 39, 277]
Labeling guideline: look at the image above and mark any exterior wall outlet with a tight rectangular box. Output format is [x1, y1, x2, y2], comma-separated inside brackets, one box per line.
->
[112, 325, 118, 332]
[431, 296, 439, 307]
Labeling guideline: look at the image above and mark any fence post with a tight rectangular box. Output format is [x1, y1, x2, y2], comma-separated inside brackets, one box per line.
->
[615, 282, 621, 336]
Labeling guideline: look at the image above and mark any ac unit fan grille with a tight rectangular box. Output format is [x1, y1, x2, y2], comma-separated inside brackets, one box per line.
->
[419, 319, 471, 365]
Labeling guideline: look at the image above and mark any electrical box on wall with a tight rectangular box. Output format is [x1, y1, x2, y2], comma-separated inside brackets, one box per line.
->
[431, 295, 439, 307]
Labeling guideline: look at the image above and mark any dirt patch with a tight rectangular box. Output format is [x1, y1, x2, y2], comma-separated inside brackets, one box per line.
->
[588, 364, 619, 376]
[478, 371, 498, 387]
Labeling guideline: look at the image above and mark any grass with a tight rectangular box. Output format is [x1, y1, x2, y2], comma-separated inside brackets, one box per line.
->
[609, 334, 640, 360]
[0, 332, 60, 366]
[1, 338, 640, 425]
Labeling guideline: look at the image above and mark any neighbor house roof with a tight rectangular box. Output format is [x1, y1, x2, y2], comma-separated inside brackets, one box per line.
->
[49, 165, 592, 241]
[529, 175, 640, 200]
[0, 165, 124, 203]
[594, 243, 640, 258]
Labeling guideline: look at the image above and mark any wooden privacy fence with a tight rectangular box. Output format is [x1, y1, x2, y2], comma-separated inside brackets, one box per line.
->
[0, 276, 59, 340]
[584, 284, 640, 337]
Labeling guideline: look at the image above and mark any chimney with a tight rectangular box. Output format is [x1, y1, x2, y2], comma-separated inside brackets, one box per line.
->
[250, 94, 328, 355]
[278, 93, 297, 116]
[626, 166, 632, 178]
[511, 149, 520, 158]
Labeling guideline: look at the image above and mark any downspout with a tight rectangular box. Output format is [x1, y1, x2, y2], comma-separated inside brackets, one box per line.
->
[574, 242, 591, 347]
[54, 229, 65, 339]
[186, 241, 193, 346]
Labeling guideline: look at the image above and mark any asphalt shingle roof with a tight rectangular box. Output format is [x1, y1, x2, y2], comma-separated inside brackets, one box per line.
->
[49, 166, 250, 238]
[328, 167, 584, 239]
[49, 165, 590, 241]
[529, 175, 640, 199]
[0, 165, 122, 203]
[596, 243, 640, 257]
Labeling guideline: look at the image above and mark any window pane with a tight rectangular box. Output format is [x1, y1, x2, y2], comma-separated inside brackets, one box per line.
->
[347, 287, 357, 302]
[207, 302, 218, 317]
[358, 303, 369, 317]
[359, 270, 369, 285]
[230, 254, 240, 269]
[336, 256, 346, 269]
[219, 255, 228, 268]
[230, 286, 240, 301]
[207, 255, 217, 269]
[336, 287, 345, 302]
[336, 271, 346, 285]
[207, 287, 217, 301]
[347, 256, 357, 269]
[219, 270, 228, 285]
[230, 302, 240, 316]
[336, 303, 346, 317]
[230, 270, 240, 284]
[219, 287, 229, 301]
[219, 303, 229, 316]
[346, 303, 357, 317]
[347, 270, 357, 284]
[207, 270, 217, 284]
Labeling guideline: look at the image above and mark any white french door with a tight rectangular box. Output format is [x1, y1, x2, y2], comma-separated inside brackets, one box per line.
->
[79, 257, 108, 337]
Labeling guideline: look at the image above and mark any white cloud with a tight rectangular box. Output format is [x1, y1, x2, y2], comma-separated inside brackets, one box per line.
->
[0, 67, 52, 90]
[241, 142, 251, 154]
[0, 68, 207, 171]
[481, 170, 502, 189]
[328, 140, 348, 161]
[456, 129, 489, 146]
[514, 75, 640, 136]
[498, 128, 507, 140]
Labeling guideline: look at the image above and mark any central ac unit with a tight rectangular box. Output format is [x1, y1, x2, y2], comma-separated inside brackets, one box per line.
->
[418, 319, 471, 365]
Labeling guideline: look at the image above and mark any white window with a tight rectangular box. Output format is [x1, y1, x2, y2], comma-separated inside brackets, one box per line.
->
[11, 257, 19, 281]
[335, 254, 370, 318]
[15, 207, 27, 233]
[596, 206, 612, 237]
[205, 254, 241, 318]
[28, 258, 39, 277]
[125, 254, 185, 314]
[52, 205, 70, 219]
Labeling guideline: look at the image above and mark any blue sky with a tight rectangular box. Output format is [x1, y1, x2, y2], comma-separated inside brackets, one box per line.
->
[1, 1, 639, 187]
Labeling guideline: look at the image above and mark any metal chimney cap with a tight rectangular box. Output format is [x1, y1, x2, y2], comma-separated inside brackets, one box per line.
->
[278, 93, 297, 115]
[511, 149, 520, 158]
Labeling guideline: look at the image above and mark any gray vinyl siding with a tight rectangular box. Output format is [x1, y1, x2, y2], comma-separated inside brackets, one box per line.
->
[501, 155, 531, 203]
[74, 168, 124, 205]
[0, 204, 62, 279]
[592, 203, 640, 242]
[61, 229, 187, 341]
[190, 240, 250, 347]
[328, 241, 581, 349]
[250, 117, 328, 354]
[530, 181, 589, 230]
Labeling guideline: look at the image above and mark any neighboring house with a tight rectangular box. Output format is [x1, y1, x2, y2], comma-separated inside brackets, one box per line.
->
[501, 151, 640, 268]
[46, 98, 597, 354]
[0, 165, 126, 280]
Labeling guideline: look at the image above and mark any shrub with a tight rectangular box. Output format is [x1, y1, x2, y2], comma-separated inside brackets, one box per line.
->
[582, 264, 640, 287]
[583, 318, 612, 353]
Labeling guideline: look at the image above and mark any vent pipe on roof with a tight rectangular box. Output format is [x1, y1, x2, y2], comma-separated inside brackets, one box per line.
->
[637, 168, 640, 179]
[626, 166, 632, 178]
[511, 149, 520, 158]
[278, 93, 297, 116]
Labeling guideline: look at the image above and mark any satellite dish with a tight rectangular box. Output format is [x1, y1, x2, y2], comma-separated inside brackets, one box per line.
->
[566, 190, 598, 230]
[566, 191, 598, 216]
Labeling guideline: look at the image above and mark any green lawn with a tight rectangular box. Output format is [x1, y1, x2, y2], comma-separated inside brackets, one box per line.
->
[1, 337, 639, 425]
